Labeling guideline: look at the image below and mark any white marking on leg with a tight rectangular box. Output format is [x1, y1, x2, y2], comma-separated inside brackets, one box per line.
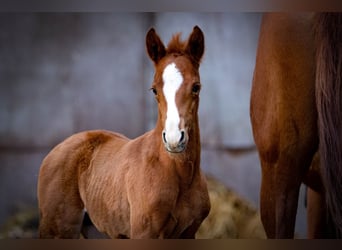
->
[162, 63, 183, 147]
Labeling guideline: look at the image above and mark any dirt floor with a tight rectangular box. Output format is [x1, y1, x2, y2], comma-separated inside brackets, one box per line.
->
[0, 176, 265, 239]
[196, 176, 265, 238]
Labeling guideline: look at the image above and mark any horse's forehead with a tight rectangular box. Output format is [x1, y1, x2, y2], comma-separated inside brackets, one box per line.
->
[162, 63, 183, 97]
[163, 61, 183, 79]
[158, 56, 197, 84]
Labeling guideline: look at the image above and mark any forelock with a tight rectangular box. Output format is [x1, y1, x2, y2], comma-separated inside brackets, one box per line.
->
[166, 33, 187, 55]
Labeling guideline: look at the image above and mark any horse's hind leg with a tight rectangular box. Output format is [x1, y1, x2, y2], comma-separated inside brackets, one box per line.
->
[259, 158, 304, 238]
[38, 158, 85, 238]
[304, 153, 337, 238]
[259, 149, 314, 238]
[307, 189, 338, 238]
[259, 159, 276, 238]
[251, 13, 317, 238]
[303, 152, 326, 238]
[38, 191, 85, 238]
[274, 155, 309, 238]
[38, 131, 110, 238]
[306, 187, 329, 238]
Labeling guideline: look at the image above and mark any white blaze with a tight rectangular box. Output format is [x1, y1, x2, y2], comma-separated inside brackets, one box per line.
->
[162, 63, 183, 146]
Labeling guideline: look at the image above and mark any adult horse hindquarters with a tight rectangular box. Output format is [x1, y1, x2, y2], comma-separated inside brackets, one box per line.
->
[250, 13, 342, 238]
[37, 26, 210, 239]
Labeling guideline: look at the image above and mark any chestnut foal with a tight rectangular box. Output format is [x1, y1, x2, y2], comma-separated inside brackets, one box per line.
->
[38, 26, 210, 239]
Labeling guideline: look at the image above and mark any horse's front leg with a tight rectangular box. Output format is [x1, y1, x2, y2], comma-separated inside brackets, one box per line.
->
[179, 220, 203, 239]
[130, 210, 178, 239]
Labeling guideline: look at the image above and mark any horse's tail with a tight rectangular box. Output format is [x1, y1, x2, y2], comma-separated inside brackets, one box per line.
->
[315, 13, 342, 236]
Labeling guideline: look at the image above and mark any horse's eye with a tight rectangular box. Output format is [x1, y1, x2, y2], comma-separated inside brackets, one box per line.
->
[192, 83, 201, 94]
[150, 87, 157, 95]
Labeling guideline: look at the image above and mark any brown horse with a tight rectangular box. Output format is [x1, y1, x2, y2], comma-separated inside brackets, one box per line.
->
[250, 13, 342, 238]
[37, 26, 210, 239]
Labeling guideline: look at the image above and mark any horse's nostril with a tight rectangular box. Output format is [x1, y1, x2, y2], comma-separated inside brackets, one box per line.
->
[179, 131, 185, 143]
[162, 131, 167, 143]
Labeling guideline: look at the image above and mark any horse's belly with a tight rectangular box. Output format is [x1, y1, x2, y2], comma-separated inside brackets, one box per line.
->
[79, 168, 131, 238]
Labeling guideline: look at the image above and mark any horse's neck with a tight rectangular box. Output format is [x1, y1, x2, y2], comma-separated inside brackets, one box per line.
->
[153, 118, 201, 186]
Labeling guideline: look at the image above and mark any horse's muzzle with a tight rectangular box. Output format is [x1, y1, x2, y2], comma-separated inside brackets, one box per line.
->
[162, 129, 187, 153]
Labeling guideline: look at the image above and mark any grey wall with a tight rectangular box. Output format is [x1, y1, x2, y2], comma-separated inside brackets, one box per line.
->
[0, 13, 307, 237]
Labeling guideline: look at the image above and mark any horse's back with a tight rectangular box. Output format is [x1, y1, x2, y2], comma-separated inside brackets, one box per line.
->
[39, 129, 128, 186]
[37, 129, 129, 238]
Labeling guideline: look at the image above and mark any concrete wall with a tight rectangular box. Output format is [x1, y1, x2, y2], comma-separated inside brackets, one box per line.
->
[0, 13, 307, 237]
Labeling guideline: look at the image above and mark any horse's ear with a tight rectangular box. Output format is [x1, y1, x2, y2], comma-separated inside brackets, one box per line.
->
[146, 28, 166, 64]
[185, 26, 205, 63]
